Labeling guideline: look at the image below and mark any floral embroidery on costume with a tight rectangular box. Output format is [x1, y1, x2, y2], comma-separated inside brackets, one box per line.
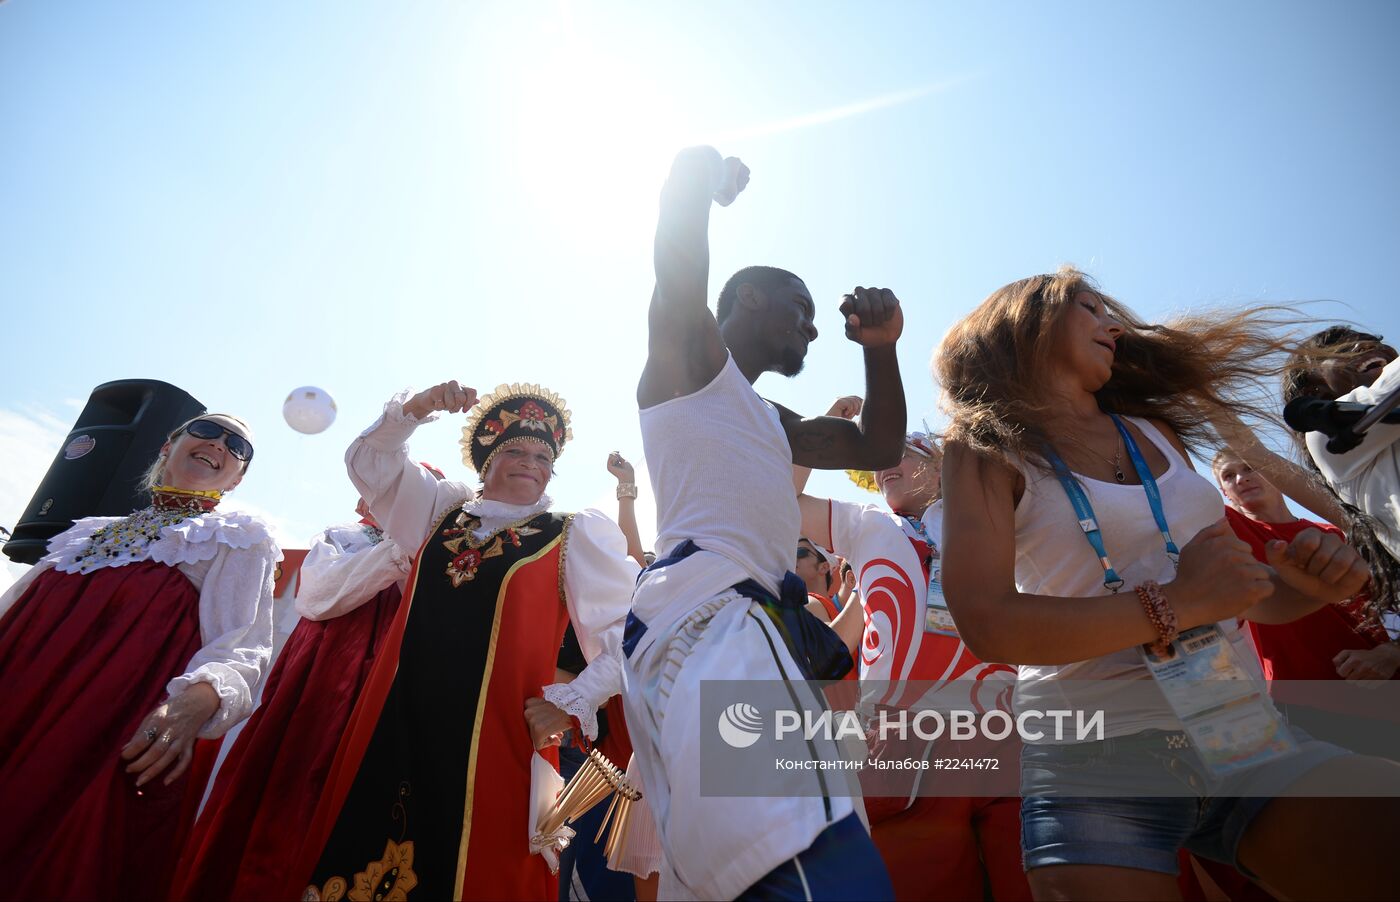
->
[70, 506, 193, 570]
[479, 400, 558, 445]
[350, 839, 418, 901]
[305, 840, 417, 902]
[457, 383, 572, 473]
[440, 511, 542, 587]
[303, 876, 347, 901]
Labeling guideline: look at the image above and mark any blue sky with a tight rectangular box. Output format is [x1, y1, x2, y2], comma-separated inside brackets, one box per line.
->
[3, 1, 1398, 574]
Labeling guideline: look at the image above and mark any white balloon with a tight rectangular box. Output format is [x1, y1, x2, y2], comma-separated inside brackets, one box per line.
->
[282, 386, 337, 435]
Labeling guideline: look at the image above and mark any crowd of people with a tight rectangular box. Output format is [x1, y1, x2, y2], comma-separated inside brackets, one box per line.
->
[2, 145, 1400, 901]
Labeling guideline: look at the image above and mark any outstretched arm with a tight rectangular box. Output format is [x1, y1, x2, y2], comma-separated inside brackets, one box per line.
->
[778, 289, 906, 470]
[1208, 405, 1347, 527]
[346, 381, 477, 551]
[638, 147, 749, 409]
[940, 439, 1367, 665]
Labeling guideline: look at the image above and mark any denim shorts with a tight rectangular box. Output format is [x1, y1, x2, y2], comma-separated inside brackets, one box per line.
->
[1019, 728, 1350, 874]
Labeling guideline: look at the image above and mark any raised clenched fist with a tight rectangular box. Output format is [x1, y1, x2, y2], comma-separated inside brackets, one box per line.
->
[403, 381, 477, 420]
[826, 396, 864, 420]
[713, 157, 750, 207]
[840, 287, 904, 348]
[607, 451, 636, 483]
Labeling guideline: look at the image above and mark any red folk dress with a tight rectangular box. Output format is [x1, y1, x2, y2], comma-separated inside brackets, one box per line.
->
[172, 523, 410, 901]
[0, 505, 279, 902]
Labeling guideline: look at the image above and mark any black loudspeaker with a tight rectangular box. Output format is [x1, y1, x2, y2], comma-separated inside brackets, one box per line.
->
[3, 380, 206, 564]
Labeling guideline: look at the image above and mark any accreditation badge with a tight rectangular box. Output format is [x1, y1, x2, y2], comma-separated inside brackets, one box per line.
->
[924, 563, 958, 637]
[1141, 624, 1297, 781]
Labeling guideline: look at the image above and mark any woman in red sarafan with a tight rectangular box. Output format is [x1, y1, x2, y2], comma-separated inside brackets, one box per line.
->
[0, 413, 279, 902]
[172, 476, 444, 901]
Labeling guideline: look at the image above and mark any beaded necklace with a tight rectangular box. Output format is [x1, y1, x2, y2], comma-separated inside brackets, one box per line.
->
[150, 485, 222, 513]
[70, 486, 222, 569]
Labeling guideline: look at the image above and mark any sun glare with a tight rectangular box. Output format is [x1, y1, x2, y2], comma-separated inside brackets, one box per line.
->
[505, 17, 687, 247]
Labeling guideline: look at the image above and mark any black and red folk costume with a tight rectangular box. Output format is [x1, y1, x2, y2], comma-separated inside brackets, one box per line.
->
[298, 385, 636, 901]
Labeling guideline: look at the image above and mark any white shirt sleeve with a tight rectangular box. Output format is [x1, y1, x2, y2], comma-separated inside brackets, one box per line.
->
[345, 389, 475, 554]
[825, 496, 881, 565]
[540, 508, 639, 740]
[295, 529, 411, 621]
[167, 536, 281, 738]
[1307, 356, 1400, 482]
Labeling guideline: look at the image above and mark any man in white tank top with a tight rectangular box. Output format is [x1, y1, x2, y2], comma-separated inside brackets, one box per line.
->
[622, 146, 908, 900]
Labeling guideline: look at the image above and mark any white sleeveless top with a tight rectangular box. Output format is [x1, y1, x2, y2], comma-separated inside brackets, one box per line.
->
[1011, 416, 1262, 739]
[641, 353, 800, 596]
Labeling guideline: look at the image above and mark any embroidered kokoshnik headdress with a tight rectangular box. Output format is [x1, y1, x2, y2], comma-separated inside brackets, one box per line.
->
[846, 430, 939, 493]
[459, 383, 573, 474]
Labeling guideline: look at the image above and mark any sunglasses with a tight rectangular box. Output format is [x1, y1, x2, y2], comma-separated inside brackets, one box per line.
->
[183, 419, 255, 462]
[796, 546, 819, 561]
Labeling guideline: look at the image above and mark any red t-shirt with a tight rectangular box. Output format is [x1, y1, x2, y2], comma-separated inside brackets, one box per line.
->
[1224, 506, 1388, 681]
[808, 591, 839, 621]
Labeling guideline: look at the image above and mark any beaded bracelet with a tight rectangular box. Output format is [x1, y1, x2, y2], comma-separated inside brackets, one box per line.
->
[616, 482, 638, 500]
[1135, 579, 1178, 656]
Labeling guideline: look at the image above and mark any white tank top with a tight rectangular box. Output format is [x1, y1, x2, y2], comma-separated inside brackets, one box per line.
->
[1011, 416, 1262, 739]
[641, 353, 800, 596]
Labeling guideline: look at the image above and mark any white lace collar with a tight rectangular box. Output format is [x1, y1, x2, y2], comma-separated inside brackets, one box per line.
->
[460, 493, 553, 539]
[46, 508, 278, 575]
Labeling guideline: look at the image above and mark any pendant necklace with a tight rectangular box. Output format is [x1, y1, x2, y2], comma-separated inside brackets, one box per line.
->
[1077, 436, 1126, 483]
[1099, 441, 1127, 483]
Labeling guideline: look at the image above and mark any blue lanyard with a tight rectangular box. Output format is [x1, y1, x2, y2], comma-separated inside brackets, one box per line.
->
[1044, 415, 1181, 593]
[900, 513, 932, 547]
[900, 513, 936, 571]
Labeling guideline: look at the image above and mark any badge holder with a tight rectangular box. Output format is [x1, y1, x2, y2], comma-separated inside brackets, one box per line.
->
[1049, 416, 1297, 785]
[1140, 625, 1296, 782]
[924, 571, 959, 637]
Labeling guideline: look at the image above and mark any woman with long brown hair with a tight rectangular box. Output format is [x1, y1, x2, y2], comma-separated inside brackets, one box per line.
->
[936, 268, 1399, 900]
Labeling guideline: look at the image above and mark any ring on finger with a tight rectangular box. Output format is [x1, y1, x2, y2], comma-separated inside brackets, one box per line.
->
[144, 727, 159, 742]
[160, 731, 175, 745]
